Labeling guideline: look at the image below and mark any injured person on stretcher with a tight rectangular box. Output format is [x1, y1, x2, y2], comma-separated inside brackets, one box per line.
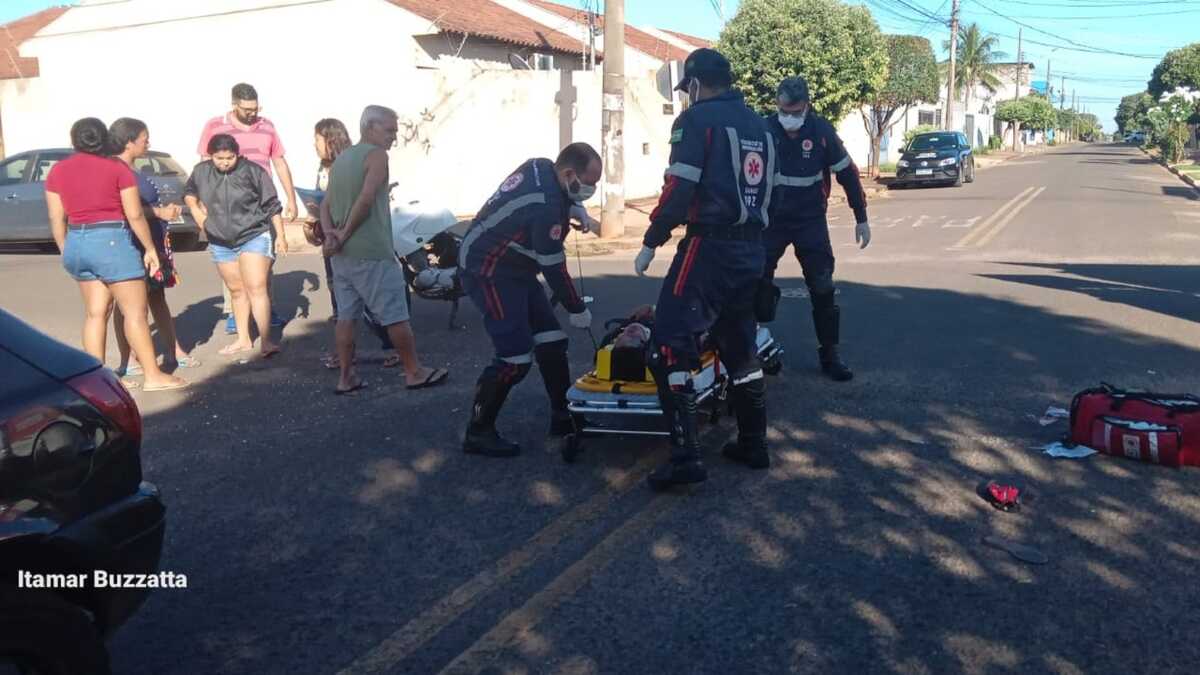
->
[560, 305, 783, 463]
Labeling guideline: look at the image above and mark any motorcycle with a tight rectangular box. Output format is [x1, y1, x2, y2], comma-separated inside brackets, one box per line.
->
[389, 194, 467, 330]
[299, 183, 467, 329]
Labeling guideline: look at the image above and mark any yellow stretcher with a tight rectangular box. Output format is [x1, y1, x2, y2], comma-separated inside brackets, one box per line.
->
[560, 326, 784, 463]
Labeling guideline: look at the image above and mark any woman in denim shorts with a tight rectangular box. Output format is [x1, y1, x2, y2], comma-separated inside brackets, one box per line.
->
[185, 134, 287, 358]
[45, 117, 187, 392]
[107, 117, 200, 379]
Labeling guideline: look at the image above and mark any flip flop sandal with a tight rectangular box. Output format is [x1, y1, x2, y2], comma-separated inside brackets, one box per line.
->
[171, 355, 202, 369]
[115, 364, 144, 377]
[382, 355, 402, 368]
[143, 380, 189, 393]
[406, 368, 448, 390]
[335, 381, 368, 396]
[120, 378, 141, 391]
[983, 536, 1049, 565]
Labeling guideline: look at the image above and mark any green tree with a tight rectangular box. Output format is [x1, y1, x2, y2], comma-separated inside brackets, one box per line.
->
[862, 35, 940, 175]
[1149, 43, 1200, 99]
[718, 0, 889, 121]
[944, 23, 1006, 121]
[1115, 92, 1155, 134]
[1147, 95, 1195, 163]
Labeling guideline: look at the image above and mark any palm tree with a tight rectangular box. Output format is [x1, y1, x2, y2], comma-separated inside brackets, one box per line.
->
[944, 23, 1006, 126]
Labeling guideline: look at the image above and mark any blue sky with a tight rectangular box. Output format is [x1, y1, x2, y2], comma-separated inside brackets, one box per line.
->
[5, 1, 1195, 131]
[560, 0, 1200, 132]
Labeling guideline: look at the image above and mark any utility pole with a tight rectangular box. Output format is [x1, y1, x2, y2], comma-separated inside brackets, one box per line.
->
[1012, 28, 1022, 152]
[600, 0, 625, 238]
[1072, 89, 1077, 142]
[946, 0, 960, 131]
[587, 6, 596, 71]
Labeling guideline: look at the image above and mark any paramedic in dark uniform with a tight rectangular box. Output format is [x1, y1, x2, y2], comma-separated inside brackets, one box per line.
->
[765, 76, 871, 382]
[459, 143, 601, 458]
[634, 48, 777, 489]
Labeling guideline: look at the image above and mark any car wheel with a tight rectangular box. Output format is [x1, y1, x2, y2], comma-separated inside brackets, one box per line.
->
[0, 588, 110, 675]
[965, 160, 976, 183]
[953, 168, 964, 187]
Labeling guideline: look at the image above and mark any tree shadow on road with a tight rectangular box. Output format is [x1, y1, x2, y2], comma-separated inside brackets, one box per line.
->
[106, 267, 1200, 675]
[980, 262, 1200, 324]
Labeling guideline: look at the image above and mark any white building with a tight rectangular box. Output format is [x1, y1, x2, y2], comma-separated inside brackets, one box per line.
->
[0, 0, 710, 215]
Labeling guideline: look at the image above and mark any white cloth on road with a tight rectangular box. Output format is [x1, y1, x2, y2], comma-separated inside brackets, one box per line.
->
[1042, 442, 1097, 459]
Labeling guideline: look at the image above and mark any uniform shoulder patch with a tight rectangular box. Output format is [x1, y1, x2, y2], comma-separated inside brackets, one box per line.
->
[500, 172, 524, 192]
[670, 128, 684, 144]
[549, 224, 564, 241]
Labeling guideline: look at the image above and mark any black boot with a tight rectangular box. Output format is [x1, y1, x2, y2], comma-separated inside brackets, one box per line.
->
[722, 375, 769, 469]
[536, 342, 584, 436]
[812, 298, 853, 382]
[463, 372, 521, 457]
[648, 389, 708, 490]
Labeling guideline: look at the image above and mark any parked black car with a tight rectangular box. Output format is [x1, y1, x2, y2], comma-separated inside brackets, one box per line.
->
[0, 148, 201, 249]
[0, 309, 165, 674]
[895, 130, 976, 187]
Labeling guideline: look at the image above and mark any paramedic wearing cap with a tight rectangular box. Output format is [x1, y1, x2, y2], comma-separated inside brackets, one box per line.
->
[765, 76, 870, 382]
[459, 143, 601, 458]
[634, 48, 777, 489]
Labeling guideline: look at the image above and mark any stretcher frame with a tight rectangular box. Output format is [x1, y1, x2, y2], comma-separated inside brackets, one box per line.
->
[560, 326, 784, 462]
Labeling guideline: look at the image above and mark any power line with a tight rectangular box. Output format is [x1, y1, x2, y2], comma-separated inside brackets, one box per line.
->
[1001, 8, 1200, 19]
[969, 0, 1165, 58]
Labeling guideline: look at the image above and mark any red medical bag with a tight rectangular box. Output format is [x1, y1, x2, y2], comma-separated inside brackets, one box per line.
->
[1069, 383, 1200, 468]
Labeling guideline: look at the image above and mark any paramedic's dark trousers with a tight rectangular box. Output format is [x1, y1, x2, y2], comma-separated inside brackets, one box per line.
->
[764, 219, 844, 364]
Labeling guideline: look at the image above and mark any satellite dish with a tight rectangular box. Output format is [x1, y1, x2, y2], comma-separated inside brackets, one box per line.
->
[508, 53, 533, 70]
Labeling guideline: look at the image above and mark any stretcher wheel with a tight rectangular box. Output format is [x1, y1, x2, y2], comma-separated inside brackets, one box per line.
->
[561, 433, 583, 463]
[763, 356, 783, 376]
[709, 404, 722, 425]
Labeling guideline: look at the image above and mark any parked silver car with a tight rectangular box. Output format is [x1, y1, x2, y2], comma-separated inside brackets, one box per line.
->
[0, 148, 201, 249]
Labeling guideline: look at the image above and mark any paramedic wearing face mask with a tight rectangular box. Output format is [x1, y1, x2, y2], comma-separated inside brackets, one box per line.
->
[459, 143, 601, 458]
[634, 48, 777, 489]
[765, 76, 870, 382]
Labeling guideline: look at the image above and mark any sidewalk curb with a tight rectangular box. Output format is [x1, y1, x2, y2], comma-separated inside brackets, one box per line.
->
[1139, 145, 1200, 196]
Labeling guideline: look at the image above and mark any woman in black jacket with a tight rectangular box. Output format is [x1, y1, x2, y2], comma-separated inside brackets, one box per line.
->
[185, 134, 287, 358]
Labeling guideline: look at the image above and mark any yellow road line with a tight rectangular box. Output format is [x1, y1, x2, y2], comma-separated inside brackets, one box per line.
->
[337, 453, 660, 675]
[950, 186, 1036, 249]
[437, 496, 679, 675]
[972, 186, 1046, 249]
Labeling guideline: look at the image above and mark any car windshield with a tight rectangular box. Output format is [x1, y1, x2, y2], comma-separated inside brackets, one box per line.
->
[908, 135, 957, 151]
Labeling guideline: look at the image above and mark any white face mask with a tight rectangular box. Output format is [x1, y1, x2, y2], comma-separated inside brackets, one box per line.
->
[567, 177, 596, 202]
[778, 111, 807, 131]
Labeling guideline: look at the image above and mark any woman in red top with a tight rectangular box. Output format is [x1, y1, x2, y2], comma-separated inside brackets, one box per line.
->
[45, 117, 188, 392]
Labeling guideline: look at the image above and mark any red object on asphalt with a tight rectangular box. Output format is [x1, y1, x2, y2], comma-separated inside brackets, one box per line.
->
[987, 483, 1021, 512]
[1070, 383, 1200, 467]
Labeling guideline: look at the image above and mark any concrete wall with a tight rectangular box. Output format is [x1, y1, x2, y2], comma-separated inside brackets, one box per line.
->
[0, 0, 674, 216]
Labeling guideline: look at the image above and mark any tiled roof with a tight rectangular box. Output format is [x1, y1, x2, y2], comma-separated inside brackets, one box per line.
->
[0, 6, 69, 79]
[661, 29, 712, 50]
[528, 0, 690, 63]
[388, 0, 588, 57]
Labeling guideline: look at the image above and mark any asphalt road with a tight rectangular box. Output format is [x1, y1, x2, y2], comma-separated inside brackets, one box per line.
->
[3, 143, 1200, 674]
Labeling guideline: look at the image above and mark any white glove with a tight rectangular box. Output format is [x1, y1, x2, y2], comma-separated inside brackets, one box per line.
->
[855, 221, 871, 249]
[568, 308, 592, 329]
[634, 245, 656, 276]
[569, 204, 597, 234]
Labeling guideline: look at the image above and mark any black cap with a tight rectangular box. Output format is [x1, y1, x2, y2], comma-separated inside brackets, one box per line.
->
[675, 48, 732, 91]
[777, 77, 810, 105]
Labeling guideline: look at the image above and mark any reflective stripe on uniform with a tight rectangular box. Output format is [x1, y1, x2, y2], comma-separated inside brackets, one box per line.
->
[507, 242, 566, 266]
[760, 135, 777, 227]
[460, 192, 548, 267]
[725, 127, 749, 226]
[776, 173, 823, 187]
[501, 352, 534, 365]
[732, 369, 764, 386]
[533, 330, 568, 345]
[829, 156, 851, 172]
[665, 162, 703, 182]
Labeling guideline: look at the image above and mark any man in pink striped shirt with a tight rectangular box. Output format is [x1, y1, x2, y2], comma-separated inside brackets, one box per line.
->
[198, 83, 297, 331]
